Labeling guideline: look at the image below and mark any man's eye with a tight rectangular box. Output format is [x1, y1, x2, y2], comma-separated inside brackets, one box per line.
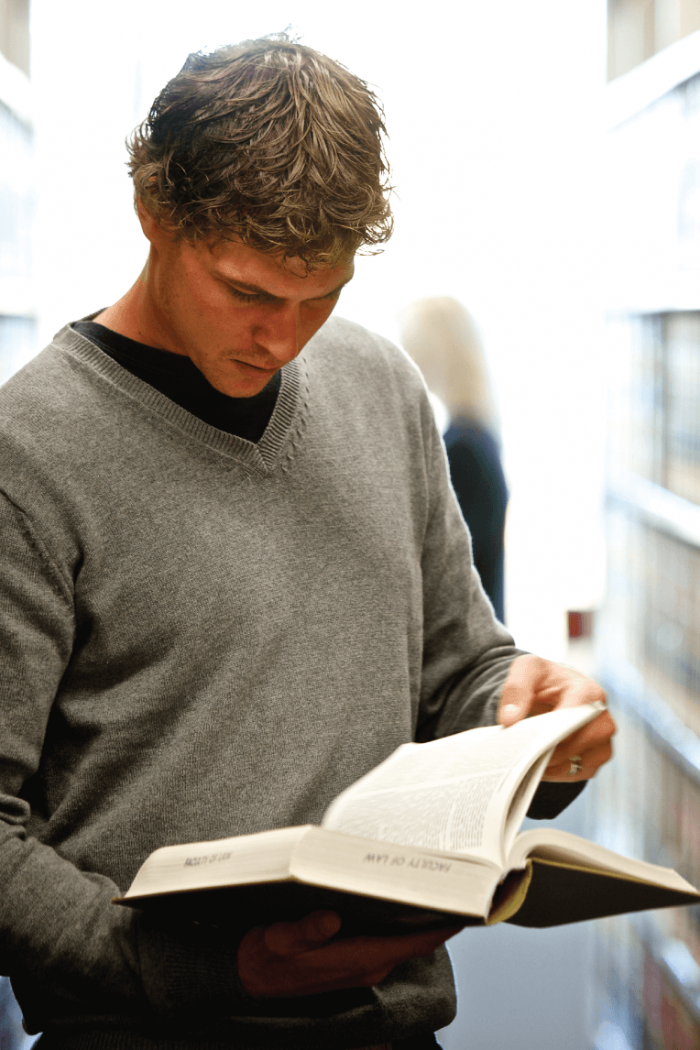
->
[230, 287, 263, 304]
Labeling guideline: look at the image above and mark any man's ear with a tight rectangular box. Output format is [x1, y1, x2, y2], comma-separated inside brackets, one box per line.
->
[135, 196, 171, 248]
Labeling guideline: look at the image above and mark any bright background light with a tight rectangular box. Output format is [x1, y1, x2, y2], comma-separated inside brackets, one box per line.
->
[30, 0, 609, 660]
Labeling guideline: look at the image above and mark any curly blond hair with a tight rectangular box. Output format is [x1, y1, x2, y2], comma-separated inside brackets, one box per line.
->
[127, 33, 393, 268]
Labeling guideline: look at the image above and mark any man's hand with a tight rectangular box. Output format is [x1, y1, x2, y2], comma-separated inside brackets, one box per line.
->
[498, 654, 615, 782]
[238, 909, 462, 998]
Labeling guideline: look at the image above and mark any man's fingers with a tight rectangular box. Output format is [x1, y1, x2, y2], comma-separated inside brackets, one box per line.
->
[545, 709, 616, 769]
[263, 910, 342, 957]
[362, 925, 463, 963]
[543, 738, 614, 781]
[291, 923, 462, 988]
[239, 917, 464, 998]
[499, 654, 608, 726]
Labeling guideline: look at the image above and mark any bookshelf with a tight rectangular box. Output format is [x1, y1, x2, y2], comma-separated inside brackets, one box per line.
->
[592, 26, 700, 1049]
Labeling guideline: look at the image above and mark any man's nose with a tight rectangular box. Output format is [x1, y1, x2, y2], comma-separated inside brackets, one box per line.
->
[253, 305, 300, 364]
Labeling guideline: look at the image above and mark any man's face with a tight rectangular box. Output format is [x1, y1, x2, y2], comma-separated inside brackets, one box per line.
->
[145, 227, 354, 398]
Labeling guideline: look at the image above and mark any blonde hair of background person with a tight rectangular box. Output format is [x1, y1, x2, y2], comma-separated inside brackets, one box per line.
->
[398, 297, 499, 433]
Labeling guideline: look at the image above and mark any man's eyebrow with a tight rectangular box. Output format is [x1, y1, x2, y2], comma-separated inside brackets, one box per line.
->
[221, 272, 354, 301]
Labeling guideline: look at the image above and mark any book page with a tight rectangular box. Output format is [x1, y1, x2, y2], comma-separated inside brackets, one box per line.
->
[509, 827, 700, 893]
[322, 703, 605, 867]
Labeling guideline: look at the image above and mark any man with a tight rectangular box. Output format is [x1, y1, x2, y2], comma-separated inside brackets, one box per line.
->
[0, 34, 614, 1050]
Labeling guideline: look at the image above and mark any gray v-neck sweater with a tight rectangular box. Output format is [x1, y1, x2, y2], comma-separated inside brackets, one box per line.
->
[0, 316, 521, 1048]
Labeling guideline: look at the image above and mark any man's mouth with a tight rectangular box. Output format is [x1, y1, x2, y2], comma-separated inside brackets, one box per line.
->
[232, 359, 278, 375]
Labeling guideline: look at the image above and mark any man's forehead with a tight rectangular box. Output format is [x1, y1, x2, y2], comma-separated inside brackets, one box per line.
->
[208, 239, 355, 296]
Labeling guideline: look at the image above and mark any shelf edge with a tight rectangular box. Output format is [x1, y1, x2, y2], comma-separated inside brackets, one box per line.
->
[607, 29, 700, 130]
[606, 473, 700, 549]
[0, 50, 31, 127]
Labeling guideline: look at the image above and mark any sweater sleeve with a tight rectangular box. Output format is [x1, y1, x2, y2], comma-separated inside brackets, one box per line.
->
[0, 493, 251, 1032]
[412, 398, 523, 742]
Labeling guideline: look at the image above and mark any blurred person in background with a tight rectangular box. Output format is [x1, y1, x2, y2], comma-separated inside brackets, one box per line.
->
[0, 33, 614, 1050]
[400, 298, 508, 622]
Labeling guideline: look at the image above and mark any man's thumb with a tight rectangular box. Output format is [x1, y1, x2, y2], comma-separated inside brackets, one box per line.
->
[498, 699, 524, 726]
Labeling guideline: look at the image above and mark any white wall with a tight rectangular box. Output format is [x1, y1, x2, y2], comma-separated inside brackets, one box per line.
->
[30, 0, 609, 654]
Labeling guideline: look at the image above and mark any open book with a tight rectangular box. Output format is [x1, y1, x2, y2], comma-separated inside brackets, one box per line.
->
[114, 703, 700, 931]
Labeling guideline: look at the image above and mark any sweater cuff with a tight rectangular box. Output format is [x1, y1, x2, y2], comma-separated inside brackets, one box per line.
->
[526, 780, 586, 820]
[137, 914, 255, 1018]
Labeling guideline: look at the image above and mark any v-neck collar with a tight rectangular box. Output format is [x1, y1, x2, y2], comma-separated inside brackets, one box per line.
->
[53, 322, 309, 476]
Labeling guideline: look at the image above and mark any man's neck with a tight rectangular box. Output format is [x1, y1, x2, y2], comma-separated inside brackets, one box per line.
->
[94, 263, 187, 356]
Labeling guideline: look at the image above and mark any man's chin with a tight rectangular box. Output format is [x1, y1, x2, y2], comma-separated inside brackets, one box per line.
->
[206, 364, 279, 398]
[209, 371, 277, 398]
